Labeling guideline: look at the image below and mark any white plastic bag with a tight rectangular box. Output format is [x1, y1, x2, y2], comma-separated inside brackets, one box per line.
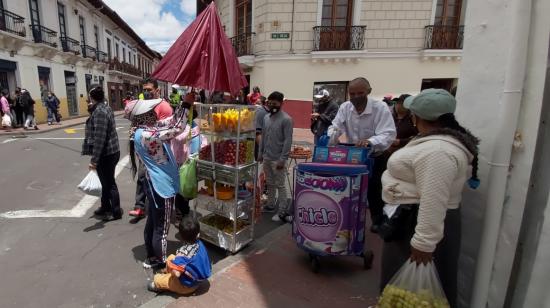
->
[2, 114, 11, 127]
[77, 170, 102, 196]
[378, 260, 449, 308]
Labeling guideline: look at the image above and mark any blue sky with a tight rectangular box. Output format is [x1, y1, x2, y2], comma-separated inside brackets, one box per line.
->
[103, 0, 197, 52]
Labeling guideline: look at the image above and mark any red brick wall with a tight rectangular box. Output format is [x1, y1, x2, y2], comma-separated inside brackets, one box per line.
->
[283, 100, 313, 129]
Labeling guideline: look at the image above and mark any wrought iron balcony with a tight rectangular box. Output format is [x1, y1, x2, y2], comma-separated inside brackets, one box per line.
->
[60, 36, 80, 54]
[30, 24, 57, 48]
[313, 26, 366, 51]
[0, 9, 26, 37]
[424, 25, 464, 49]
[108, 59, 142, 76]
[81, 44, 96, 59]
[96, 50, 108, 63]
[230, 32, 254, 57]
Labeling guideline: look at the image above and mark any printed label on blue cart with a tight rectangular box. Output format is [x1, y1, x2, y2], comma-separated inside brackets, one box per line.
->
[293, 171, 366, 255]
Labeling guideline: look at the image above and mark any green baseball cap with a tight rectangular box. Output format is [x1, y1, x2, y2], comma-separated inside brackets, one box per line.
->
[403, 88, 456, 121]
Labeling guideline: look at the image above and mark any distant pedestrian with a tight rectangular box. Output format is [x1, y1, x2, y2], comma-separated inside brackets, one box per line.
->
[247, 86, 262, 105]
[147, 216, 211, 295]
[123, 92, 133, 107]
[21, 89, 38, 130]
[1, 89, 13, 130]
[45, 92, 61, 125]
[82, 85, 122, 221]
[13, 88, 24, 127]
[311, 89, 339, 145]
[258, 91, 293, 223]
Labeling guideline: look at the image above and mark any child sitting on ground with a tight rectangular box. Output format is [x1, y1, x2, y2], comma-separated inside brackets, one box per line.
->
[147, 215, 212, 295]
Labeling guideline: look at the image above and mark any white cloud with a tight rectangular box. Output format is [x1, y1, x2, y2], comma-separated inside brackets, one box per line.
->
[180, 0, 197, 15]
[103, 0, 192, 52]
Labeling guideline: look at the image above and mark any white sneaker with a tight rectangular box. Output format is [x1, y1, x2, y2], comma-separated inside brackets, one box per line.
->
[271, 214, 281, 222]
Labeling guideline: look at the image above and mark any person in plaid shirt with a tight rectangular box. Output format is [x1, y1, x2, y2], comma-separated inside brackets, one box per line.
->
[82, 85, 121, 221]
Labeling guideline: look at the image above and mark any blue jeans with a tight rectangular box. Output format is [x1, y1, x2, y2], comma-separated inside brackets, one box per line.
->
[47, 107, 56, 123]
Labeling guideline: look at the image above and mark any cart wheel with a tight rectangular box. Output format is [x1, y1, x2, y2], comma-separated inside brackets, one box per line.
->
[363, 251, 374, 270]
[310, 256, 320, 273]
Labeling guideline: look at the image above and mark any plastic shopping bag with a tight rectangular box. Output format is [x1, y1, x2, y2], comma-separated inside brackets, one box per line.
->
[2, 114, 11, 127]
[179, 157, 198, 199]
[378, 260, 449, 308]
[77, 170, 102, 196]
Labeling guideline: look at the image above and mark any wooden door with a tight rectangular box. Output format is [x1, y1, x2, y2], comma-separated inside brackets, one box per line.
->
[433, 0, 462, 48]
[320, 0, 353, 50]
[234, 0, 252, 55]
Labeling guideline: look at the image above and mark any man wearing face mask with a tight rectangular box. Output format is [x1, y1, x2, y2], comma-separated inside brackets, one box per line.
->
[128, 78, 173, 220]
[311, 89, 339, 145]
[327, 77, 396, 233]
[82, 85, 121, 221]
[258, 91, 294, 223]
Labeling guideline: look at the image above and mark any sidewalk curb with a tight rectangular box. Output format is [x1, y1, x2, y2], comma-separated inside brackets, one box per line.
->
[0, 112, 125, 137]
[139, 224, 291, 308]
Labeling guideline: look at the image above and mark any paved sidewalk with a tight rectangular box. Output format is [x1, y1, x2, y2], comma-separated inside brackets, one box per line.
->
[154, 224, 382, 308]
[0, 111, 126, 136]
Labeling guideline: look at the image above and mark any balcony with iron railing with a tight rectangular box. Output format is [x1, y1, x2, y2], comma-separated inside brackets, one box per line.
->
[81, 44, 96, 59]
[424, 25, 464, 49]
[108, 59, 142, 77]
[30, 24, 57, 48]
[230, 32, 255, 57]
[313, 26, 366, 51]
[60, 36, 80, 54]
[0, 8, 26, 37]
[96, 50, 108, 63]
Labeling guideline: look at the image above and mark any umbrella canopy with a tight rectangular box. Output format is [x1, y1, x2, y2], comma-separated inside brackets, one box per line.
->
[152, 3, 248, 95]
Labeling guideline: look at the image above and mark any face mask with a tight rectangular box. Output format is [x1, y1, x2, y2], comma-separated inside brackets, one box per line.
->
[269, 106, 280, 114]
[350, 95, 367, 109]
[143, 91, 154, 100]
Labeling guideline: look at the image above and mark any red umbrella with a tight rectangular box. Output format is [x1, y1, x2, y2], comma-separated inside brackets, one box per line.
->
[152, 3, 248, 95]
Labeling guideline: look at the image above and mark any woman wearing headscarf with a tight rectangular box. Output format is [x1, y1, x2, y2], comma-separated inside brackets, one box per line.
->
[380, 89, 480, 308]
[127, 99, 184, 269]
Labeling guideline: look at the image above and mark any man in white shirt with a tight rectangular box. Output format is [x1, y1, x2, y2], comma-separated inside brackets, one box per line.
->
[327, 77, 396, 232]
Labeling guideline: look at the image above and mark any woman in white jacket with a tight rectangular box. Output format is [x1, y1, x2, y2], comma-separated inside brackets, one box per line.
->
[380, 89, 479, 307]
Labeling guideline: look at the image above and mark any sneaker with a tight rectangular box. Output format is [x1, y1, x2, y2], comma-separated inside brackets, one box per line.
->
[281, 214, 294, 223]
[271, 214, 281, 222]
[263, 205, 276, 213]
[34, 126, 39, 130]
[129, 208, 146, 218]
[143, 258, 165, 270]
[147, 281, 159, 293]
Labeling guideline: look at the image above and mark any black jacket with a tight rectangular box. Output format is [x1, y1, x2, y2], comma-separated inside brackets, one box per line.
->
[20, 92, 35, 115]
[311, 99, 339, 138]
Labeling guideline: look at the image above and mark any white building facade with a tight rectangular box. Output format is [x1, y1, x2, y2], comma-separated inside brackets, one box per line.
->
[208, 0, 466, 128]
[0, 0, 161, 122]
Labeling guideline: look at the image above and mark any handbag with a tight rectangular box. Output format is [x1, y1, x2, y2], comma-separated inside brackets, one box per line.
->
[2, 114, 11, 127]
[179, 105, 198, 199]
[378, 204, 418, 242]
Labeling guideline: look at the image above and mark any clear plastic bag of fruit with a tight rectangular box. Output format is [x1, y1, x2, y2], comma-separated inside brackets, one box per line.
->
[378, 260, 450, 308]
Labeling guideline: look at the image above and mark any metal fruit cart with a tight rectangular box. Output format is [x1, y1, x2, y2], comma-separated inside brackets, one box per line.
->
[193, 104, 258, 254]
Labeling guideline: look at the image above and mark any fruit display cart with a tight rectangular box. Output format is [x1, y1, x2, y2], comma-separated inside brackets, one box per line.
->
[194, 104, 258, 253]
